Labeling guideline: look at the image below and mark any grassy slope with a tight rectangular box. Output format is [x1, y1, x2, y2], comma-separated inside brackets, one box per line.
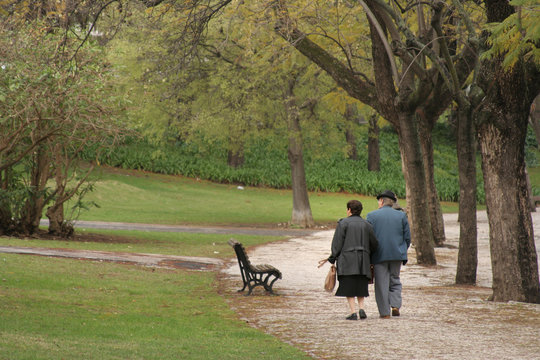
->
[75, 166, 460, 227]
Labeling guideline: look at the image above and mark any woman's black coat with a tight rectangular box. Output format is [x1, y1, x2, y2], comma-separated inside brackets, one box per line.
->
[328, 215, 378, 278]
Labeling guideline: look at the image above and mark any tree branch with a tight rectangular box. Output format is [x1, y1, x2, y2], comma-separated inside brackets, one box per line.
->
[273, 0, 377, 110]
[69, 0, 121, 62]
[366, 0, 450, 86]
[357, 0, 401, 85]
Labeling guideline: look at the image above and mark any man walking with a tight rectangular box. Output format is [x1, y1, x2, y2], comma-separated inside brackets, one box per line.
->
[366, 190, 410, 318]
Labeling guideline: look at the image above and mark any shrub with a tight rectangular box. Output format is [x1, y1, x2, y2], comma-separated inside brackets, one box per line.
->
[77, 123, 540, 204]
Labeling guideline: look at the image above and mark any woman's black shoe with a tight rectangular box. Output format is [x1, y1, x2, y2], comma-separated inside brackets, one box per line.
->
[346, 313, 358, 320]
[359, 309, 367, 319]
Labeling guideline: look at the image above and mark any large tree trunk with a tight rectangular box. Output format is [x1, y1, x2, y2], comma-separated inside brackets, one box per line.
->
[478, 118, 539, 302]
[397, 113, 436, 265]
[477, 1, 540, 303]
[417, 111, 446, 246]
[367, 114, 380, 172]
[455, 105, 478, 285]
[285, 79, 314, 228]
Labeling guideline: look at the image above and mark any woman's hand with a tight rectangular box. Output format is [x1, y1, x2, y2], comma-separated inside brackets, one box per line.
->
[317, 258, 328, 268]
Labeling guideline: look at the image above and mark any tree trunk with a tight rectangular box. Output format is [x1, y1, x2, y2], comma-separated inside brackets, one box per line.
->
[21, 146, 50, 234]
[417, 111, 446, 246]
[345, 129, 358, 161]
[46, 144, 68, 236]
[367, 114, 380, 172]
[344, 104, 359, 160]
[455, 105, 478, 285]
[46, 202, 65, 234]
[46, 143, 93, 237]
[285, 79, 314, 228]
[227, 148, 244, 168]
[478, 118, 539, 302]
[0, 168, 13, 235]
[397, 113, 436, 265]
[474, 0, 540, 302]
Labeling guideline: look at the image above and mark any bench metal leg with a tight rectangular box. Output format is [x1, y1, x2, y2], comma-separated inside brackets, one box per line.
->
[240, 274, 279, 296]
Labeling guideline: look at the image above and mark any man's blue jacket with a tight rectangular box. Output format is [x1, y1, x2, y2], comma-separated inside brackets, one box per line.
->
[366, 205, 411, 264]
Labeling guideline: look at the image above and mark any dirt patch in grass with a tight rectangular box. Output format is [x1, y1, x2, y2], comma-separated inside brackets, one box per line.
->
[24, 229, 148, 244]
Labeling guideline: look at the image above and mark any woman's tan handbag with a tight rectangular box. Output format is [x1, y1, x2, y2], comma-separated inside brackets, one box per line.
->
[324, 265, 337, 292]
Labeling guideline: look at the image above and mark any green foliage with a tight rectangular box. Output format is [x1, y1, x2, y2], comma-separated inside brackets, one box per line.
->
[81, 123, 493, 203]
[529, 159, 540, 196]
[0, 17, 126, 234]
[482, 0, 540, 68]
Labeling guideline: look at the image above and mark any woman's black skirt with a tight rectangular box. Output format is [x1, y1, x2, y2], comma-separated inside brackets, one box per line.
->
[335, 274, 369, 297]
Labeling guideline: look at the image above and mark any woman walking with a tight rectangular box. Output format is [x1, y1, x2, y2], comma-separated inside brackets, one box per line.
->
[320, 200, 378, 320]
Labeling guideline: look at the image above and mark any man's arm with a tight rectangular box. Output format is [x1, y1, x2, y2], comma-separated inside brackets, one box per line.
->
[402, 215, 411, 248]
[368, 226, 379, 253]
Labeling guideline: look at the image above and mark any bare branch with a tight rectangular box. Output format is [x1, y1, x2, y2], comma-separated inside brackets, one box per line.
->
[69, 0, 123, 62]
[358, 0, 400, 86]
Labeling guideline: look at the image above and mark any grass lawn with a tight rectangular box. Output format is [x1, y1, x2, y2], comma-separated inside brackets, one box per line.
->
[74, 166, 460, 227]
[0, 254, 309, 359]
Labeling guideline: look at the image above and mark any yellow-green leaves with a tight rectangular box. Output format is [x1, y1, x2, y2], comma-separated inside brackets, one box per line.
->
[482, 0, 540, 69]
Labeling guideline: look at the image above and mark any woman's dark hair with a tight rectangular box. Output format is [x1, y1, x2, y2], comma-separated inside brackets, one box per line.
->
[347, 200, 363, 216]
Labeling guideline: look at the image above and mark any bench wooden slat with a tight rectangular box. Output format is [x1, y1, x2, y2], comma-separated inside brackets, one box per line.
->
[228, 239, 282, 295]
[253, 264, 277, 272]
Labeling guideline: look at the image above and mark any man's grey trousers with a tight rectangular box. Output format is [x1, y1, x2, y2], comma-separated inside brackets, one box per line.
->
[373, 261, 403, 316]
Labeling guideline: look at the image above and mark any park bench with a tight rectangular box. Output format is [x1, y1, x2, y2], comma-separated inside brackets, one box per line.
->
[228, 239, 282, 295]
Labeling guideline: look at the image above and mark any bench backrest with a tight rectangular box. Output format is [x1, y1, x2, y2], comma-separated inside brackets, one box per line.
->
[228, 239, 252, 267]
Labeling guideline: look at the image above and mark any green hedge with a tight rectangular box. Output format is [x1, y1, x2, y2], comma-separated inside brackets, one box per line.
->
[80, 125, 539, 203]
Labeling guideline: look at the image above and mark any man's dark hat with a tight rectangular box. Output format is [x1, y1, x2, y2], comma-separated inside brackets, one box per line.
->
[376, 190, 397, 202]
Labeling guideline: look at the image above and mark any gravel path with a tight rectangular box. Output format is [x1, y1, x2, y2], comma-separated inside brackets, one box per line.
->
[222, 211, 540, 360]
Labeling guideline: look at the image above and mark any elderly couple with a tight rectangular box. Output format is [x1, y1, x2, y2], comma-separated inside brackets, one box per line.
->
[319, 190, 411, 320]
